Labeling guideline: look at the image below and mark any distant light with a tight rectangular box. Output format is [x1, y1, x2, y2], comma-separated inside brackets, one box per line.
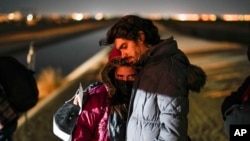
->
[178, 14, 187, 21]
[8, 13, 15, 20]
[6, 11, 22, 21]
[243, 15, 250, 21]
[200, 14, 208, 21]
[200, 14, 217, 21]
[220, 14, 250, 21]
[209, 14, 217, 21]
[95, 13, 104, 20]
[26, 14, 37, 26]
[27, 14, 34, 21]
[71, 13, 84, 21]
[171, 14, 199, 21]
[222, 14, 244, 21]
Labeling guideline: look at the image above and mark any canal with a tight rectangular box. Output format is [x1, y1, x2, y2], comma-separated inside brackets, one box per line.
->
[10, 27, 111, 76]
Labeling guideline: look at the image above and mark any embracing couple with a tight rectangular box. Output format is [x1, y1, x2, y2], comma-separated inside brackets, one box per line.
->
[72, 15, 206, 141]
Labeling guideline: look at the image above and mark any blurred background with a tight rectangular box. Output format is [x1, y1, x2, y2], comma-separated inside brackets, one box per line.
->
[0, 0, 250, 141]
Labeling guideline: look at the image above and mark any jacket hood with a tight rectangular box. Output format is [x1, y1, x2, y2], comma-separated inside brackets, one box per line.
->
[138, 36, 206, 93]
[187, 64, 206, 92]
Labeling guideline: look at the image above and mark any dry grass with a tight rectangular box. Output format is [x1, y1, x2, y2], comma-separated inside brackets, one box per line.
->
[36, 67, 65, 99]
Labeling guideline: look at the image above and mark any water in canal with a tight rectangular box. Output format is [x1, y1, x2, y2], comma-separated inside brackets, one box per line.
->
[11, 27, 110, 76]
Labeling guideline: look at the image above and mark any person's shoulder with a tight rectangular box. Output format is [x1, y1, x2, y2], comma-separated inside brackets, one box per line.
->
[244, 75, 250, 82]
[239, 75, 250, 88]
[83, 82, 108, 111]
[88, 82, 107, 97]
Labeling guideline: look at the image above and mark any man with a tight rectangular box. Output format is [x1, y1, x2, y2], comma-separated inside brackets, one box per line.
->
[100, 15, 206, 141]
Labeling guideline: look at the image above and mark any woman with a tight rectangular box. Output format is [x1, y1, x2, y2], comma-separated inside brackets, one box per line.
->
[72, 49, 139, 141]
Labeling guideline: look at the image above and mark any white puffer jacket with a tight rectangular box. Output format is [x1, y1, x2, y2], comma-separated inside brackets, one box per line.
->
[126, 37, 206, 141]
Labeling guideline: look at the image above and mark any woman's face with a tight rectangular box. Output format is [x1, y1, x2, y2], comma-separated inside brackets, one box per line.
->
[115, 66, 137, 81]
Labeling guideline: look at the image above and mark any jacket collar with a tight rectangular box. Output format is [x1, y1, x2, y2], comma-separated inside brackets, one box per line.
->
[136, 36, 179, 66]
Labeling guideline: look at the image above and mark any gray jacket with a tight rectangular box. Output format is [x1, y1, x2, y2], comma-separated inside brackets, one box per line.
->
[126, 37, 206, 141]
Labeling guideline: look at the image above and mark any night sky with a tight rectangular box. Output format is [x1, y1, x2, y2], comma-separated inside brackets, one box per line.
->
[0, 0, 250, 16]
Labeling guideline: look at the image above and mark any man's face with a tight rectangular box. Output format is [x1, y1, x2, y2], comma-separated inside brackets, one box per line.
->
[114, 38, 142, 63]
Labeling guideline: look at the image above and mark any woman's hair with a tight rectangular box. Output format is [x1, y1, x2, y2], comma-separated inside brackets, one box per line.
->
[101, 57, 139, 119]
[99, 15, 161, 47]
[102, 57, 139, 97]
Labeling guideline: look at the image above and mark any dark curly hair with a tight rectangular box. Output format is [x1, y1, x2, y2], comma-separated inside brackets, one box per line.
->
[99, 15, 161, 47]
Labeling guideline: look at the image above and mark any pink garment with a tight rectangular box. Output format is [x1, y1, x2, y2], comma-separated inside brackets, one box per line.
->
[72, 84, 111, 141]
[108, 48, 121, 62]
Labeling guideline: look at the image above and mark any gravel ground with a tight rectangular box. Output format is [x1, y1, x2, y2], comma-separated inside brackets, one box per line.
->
[12, 21, 250, 141]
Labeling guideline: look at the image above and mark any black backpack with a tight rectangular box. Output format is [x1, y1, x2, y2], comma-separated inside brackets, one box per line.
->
[0, 56, 39, 112]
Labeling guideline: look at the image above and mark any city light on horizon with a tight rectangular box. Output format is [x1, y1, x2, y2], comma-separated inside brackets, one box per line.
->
[1, 11, 250, 23]
[1, 0, 250, 16]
